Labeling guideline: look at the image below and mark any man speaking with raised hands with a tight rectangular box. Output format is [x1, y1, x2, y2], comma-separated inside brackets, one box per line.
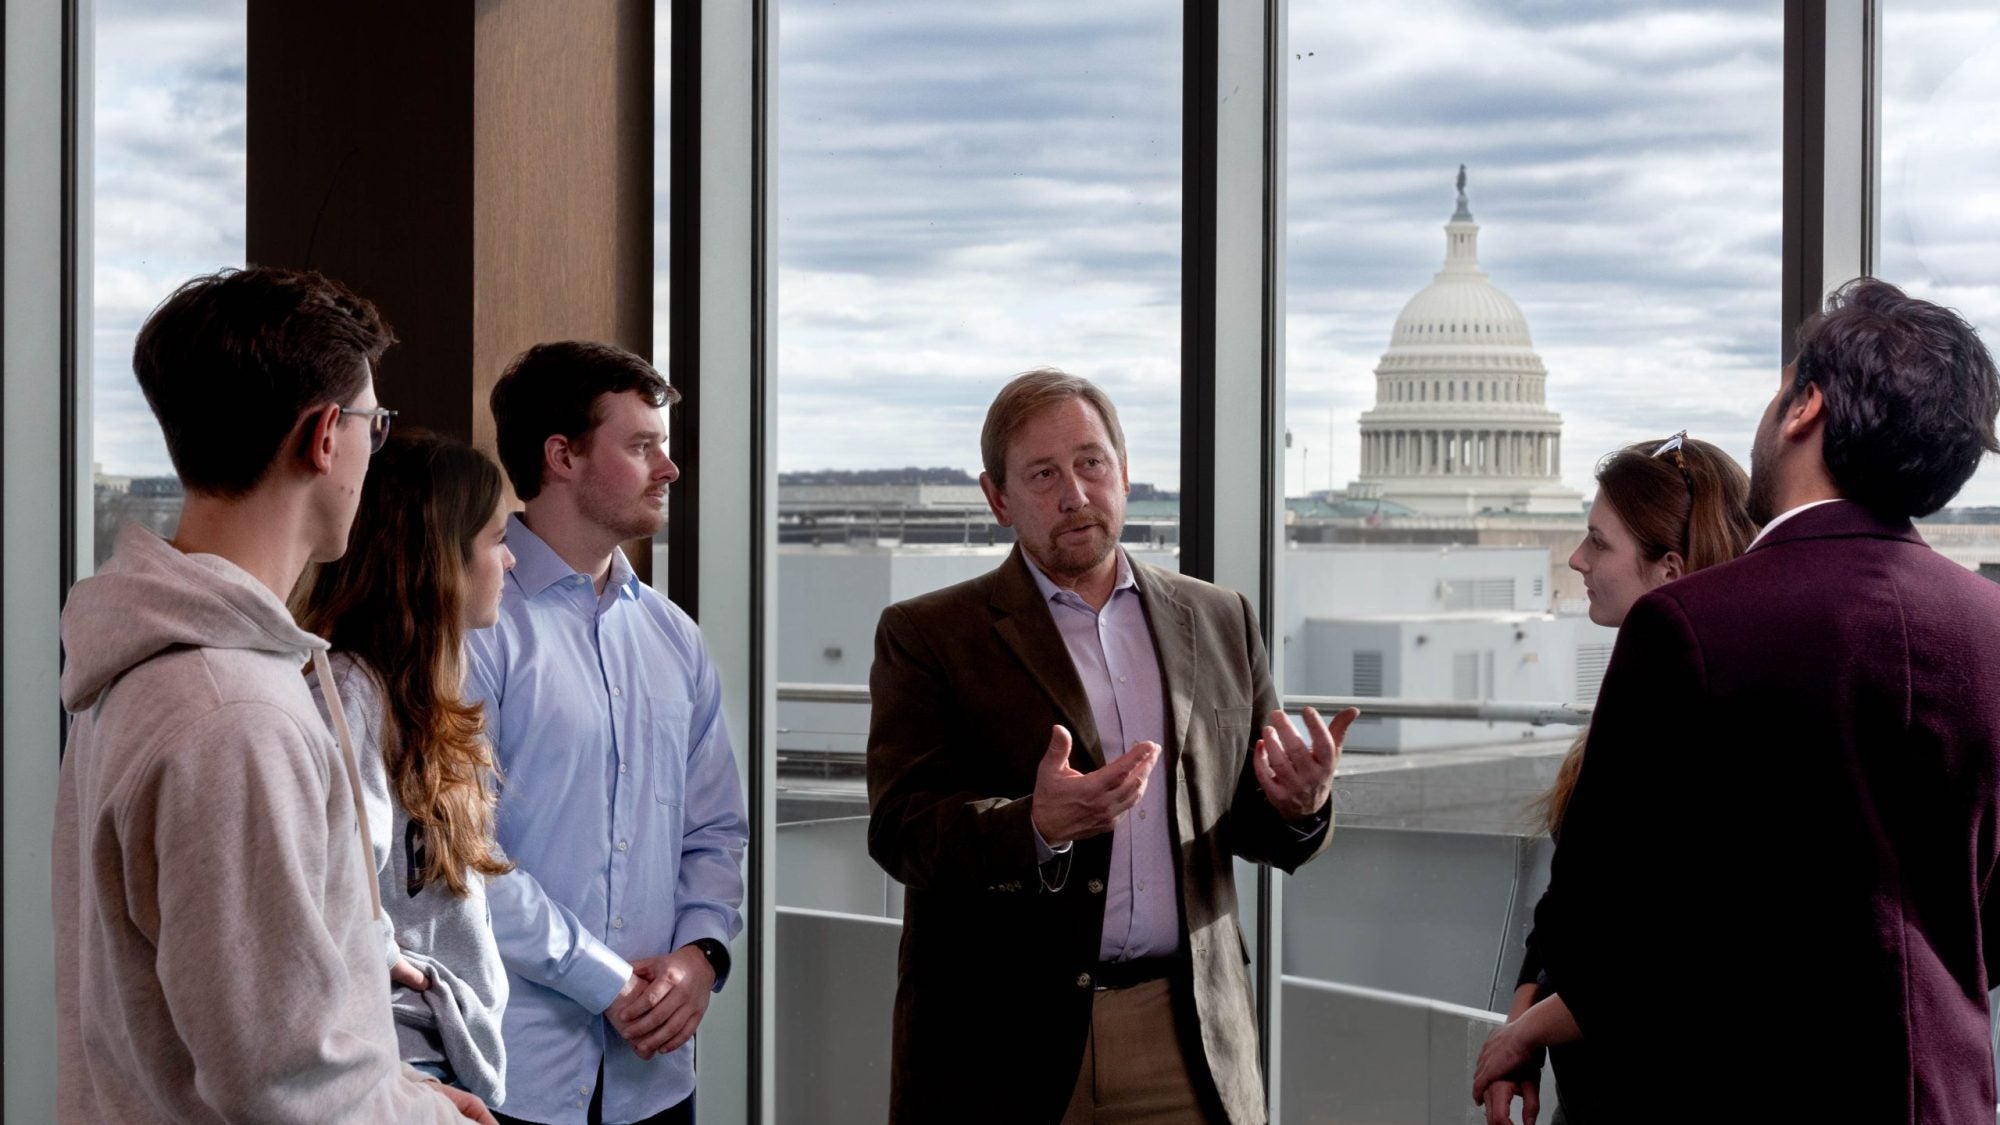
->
[867, 368, 1356, 1125]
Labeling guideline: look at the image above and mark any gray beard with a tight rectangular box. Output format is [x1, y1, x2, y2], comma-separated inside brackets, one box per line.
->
[1030, 529, 1118, 583]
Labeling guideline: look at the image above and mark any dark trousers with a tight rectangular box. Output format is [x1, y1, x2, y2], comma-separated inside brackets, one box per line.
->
[493, 1062, 694, 1125]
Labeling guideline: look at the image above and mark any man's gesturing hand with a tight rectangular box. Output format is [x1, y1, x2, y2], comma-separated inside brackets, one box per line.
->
[1029, 725, 1161, 848]
[1253, 705, 1357, 821]
[606, 945, 717, 1060]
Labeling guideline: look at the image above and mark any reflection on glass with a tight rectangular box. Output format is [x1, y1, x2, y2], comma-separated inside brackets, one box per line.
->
[1280, 3, 1780, 1120]
[773, 4, 1183, 1120]
[774, 1, 1182, 810]
[90, 0, 248, 571]
[1882, 0, 2000, 512]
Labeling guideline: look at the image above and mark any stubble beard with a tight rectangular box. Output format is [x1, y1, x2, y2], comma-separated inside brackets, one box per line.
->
[582, 486, 667, 542]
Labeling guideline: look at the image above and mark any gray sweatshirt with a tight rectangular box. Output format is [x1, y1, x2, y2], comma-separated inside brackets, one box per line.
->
[311, 654, 510, 1106]
[54, 525, 461, 1124]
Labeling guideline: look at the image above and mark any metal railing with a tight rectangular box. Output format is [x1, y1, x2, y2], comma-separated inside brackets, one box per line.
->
[778, 682, 1591, 727]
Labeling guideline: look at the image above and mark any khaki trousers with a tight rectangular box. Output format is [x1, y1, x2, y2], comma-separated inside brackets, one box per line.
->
[1060, 977, 1217, 1125]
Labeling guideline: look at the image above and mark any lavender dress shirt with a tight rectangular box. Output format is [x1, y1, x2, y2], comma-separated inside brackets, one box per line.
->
[1024, 551, 1181, 961]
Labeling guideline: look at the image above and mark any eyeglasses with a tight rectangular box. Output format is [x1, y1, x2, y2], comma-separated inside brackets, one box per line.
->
[339, 406, 398, 453]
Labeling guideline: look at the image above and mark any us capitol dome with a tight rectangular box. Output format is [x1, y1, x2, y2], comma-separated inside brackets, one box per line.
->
[1348, 168, 1582, 516]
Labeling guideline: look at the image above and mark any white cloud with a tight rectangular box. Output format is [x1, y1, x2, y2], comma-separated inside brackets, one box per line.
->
[89, 0, 246, 477]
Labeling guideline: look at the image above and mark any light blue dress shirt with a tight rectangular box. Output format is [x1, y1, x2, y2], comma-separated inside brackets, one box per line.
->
[466, 514, 747, 1125]
[1024, 551, 1181, 961]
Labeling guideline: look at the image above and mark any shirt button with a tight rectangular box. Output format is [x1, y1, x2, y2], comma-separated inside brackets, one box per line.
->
[611, 685, 622, 697]
[1075, 972, 1093, 989]
[579, 1084, 592, 1095]
[620, 762, 628, 774]
[1087, 879, 1105, 895]
[613, 916, 625, 930]
[1137, 880, 1147, 892]
[1118, 675, 1127, 684]
[1138, 809, 1148, 820]
[617, 840, 630, 852]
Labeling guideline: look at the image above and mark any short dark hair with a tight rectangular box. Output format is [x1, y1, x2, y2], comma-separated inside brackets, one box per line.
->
[131, 267, 395, 496]
[489, 341, 677, 500]
[1790, 278, 2000, 519]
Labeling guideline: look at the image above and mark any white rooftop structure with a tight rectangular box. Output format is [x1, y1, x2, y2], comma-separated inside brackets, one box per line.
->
[1351, 168, 1583, 516]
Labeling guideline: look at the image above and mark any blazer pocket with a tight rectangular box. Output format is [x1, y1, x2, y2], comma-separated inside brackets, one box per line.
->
[1213, 706, 1254, 750]
[649, 699, 693, 805]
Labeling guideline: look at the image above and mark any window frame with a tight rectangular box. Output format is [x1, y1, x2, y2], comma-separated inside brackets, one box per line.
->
[10, 0, 1877, 1119]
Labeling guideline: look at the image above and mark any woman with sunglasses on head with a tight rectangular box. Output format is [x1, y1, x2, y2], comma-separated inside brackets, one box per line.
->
[296, 430, 517, 1110]
[1475, 433, 1757, 1125]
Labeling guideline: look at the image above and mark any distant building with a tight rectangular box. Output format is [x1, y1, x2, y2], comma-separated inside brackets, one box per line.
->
[778, 467, 1180, 548]
[1350, 167, 1582, 517]
[92, 470, 183, 570]
[128, 476, 184, 499]
[1278, 544, 1613, 751]
[776, 541, 1610, 756]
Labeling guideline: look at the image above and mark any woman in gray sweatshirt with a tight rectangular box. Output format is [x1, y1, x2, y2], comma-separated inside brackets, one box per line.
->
[298, 431, 518, 1107]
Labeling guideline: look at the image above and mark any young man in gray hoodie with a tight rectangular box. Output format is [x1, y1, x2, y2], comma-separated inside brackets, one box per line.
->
[53, 268, 491, 1124]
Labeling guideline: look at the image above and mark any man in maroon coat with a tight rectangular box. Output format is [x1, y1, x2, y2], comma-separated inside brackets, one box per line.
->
[1475, 278, 2000, 1123]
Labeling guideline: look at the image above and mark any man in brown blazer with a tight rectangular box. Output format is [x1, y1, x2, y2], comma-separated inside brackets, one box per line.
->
[867, 369, 1356, 1125]
[1473, 279, 2000, 1123]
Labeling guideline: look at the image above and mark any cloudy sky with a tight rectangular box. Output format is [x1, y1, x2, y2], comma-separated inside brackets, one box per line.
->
[90, 0, 247, 481]
[93, 0, 2000, 505]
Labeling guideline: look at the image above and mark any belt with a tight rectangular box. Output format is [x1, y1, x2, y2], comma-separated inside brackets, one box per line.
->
[1093, 956, 1179, 991]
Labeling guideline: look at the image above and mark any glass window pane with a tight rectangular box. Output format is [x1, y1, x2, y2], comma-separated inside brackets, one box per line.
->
[1281, 3, 1781, 1118]
[1881, 0, 2000, 518]
[774, 2, 1181, 1118]
[650, 4, 674, 585]
[90, 0, 248, 571]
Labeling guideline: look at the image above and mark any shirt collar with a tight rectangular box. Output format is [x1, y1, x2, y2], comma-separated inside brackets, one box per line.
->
[1747, 497, 1846, 549]
[1022, 548, 1137, 607]
[506, 512, 640, 600]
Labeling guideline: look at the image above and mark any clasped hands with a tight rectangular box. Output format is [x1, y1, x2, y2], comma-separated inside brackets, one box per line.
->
[1471, 994, 1579, 1124]
[606, 944, 717, 1060]
[1471, 1021, 1544, 1125]
[394, 938, 714, 1065]
[1029, 705, 1358, 846]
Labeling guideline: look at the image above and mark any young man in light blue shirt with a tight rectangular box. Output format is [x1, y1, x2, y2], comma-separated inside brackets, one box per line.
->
[469, 341, 748, 1125]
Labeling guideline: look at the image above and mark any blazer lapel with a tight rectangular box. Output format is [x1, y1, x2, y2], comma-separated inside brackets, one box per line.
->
[990, 548, 1107, 769]
[1133, 560, 1197, 771]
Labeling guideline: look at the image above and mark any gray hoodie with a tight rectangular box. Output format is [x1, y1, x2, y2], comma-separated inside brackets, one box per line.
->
[54, 525, 461, 1124]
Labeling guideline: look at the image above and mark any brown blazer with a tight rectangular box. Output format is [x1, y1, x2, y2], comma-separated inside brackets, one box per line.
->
[866, 547, 1330, 1125]
[1542, 501, 2000, 1123]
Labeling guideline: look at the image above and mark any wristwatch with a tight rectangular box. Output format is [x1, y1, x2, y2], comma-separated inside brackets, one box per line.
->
[688, 937, 731, 984]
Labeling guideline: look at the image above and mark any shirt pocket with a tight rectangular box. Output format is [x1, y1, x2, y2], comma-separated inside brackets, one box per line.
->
[649, 699, 693, 806]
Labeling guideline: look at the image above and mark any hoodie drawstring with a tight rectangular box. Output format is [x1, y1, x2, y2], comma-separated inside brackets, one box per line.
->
[311, 648, 385, 922]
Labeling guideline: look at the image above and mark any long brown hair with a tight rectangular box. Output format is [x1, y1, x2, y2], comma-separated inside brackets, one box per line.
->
[1536, 435, 1756, 834]
[296, 431, 513, 895]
